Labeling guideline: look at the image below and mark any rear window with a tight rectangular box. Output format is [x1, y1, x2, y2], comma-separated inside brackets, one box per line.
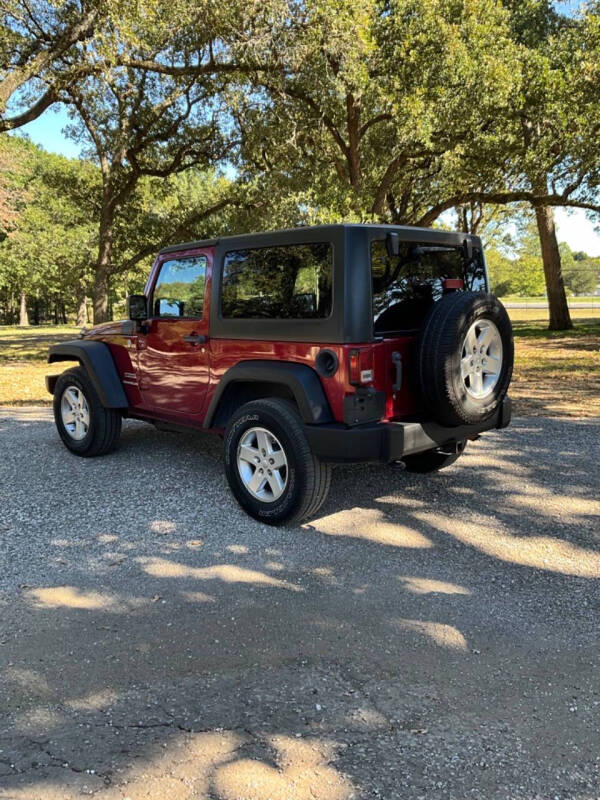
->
[221, 243, 333, 319]
[371, 239, 486, 333]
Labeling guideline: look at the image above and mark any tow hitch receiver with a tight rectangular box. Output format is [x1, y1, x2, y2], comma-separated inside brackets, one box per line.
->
[440, 440, 467, 455]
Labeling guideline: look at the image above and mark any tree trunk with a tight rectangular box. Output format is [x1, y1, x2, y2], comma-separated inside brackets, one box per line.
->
[533, 203, 573, 331]
[93, 267, 110, 324]
[93, 204, 114, 324]
[76, 295, 87, 328]
[19, 291, 28, 326]
[346, 94, 361, 190]
[76, 290, 88, 327]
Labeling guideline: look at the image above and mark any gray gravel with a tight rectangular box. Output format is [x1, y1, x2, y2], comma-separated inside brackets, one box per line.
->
[0, 408, 599, 799]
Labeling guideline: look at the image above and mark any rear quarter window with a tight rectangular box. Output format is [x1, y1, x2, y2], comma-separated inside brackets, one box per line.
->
[221, 243, 333, 319]
[371, 239, 487, 333]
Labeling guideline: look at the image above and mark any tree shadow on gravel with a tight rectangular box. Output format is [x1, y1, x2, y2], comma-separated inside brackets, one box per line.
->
[0, 413, 598, 799]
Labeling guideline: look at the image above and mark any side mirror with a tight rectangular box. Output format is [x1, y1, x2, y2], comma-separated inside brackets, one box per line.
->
[128, 294, 148, 321]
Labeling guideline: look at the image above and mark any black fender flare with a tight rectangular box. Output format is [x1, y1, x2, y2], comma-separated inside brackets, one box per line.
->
[204, 360, 333, 428]
[48, 340, 128, 408]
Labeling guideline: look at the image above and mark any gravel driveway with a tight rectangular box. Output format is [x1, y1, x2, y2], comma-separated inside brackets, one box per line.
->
[0, 409, 598, 799]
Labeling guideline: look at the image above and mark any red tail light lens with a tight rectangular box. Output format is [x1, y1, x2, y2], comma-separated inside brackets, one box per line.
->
[348, 348, 374, 385]
[348, 349, 360, 384]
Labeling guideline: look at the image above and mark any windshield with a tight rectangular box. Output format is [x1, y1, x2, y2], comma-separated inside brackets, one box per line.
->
[371, 239, 487, 334]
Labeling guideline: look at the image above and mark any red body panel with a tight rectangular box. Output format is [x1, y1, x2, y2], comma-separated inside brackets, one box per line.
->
[86, 243, 420, 429]
[377, 336, 420, 419]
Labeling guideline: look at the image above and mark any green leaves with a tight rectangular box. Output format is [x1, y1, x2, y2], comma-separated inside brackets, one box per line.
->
[232, 0, 527, 225]
[1, 0, 599, 324]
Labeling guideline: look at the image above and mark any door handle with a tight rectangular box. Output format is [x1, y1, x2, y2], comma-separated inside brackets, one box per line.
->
[182, 334, 206, 345]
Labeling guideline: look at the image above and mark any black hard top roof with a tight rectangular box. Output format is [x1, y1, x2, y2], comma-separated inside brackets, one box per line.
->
[158, 223, 477, 255]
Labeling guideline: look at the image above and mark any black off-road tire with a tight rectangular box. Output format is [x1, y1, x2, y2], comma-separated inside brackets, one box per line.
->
[223, 398, 332, 525]
[53, 366, 122, 457]
[417, 291, 513, 427]
[402, 441, 466, 473]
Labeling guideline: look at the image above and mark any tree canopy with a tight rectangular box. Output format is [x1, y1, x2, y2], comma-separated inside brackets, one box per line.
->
[1, 0, 599, 326]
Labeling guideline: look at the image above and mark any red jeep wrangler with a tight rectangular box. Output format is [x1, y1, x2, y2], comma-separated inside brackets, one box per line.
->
[47, 224, 513, 524]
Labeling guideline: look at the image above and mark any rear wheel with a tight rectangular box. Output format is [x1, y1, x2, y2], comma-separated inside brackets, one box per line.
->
[223, 398, 331, 525]
[53, 367, 122, 457]
[402, 441, 466, 473]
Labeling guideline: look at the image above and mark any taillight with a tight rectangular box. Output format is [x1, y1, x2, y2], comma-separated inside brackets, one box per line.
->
[348, 348, 374, 385]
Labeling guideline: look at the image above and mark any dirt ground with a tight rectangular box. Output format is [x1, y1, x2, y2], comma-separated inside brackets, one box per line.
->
[0, 410, 598, 799]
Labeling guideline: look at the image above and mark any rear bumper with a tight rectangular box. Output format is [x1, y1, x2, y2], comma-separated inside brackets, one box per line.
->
[305, 396, 512, 463]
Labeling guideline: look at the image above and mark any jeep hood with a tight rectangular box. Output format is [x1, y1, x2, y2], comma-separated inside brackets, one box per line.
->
[83, 320, 130, 337]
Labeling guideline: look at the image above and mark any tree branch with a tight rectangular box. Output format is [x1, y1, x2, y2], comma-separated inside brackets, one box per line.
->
[358, 113, 392, 140]
[260, 80, 349, 159]
[116, 198, 233, 273]
[371, 155, 408, 217]
[0, 6, 98, 108]
[416, 190, 600, 228]
[119, 57, 281, 78]
[0, 87, 57, 132]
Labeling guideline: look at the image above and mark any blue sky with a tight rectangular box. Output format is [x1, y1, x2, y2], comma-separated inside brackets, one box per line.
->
[12, 101, 600, 257]
[16, 103, 80, 159]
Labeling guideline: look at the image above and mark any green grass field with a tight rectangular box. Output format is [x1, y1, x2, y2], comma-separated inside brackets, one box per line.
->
[508, 307, 600, 321]
[0, 326, 79, 406]
[1, 316, 599, 416]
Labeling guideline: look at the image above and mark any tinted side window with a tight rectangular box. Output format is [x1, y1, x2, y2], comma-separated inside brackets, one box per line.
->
[153, 256, 207, 318]
[221, 243, 333, 319]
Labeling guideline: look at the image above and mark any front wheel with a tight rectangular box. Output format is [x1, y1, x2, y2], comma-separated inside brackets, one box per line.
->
[223, 398, 331, 525]
[53, 366, 122, 457]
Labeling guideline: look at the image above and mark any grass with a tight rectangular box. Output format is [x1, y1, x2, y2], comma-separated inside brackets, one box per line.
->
[508, 307, 600, 321]
[1, 317, 599, 417]
[508, 318, 600, 417]
[502, 295, 600, 305]
[0, 325, 79, 406]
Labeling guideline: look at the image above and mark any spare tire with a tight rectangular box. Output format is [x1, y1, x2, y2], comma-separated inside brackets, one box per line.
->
[416, 291, 513, 427]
